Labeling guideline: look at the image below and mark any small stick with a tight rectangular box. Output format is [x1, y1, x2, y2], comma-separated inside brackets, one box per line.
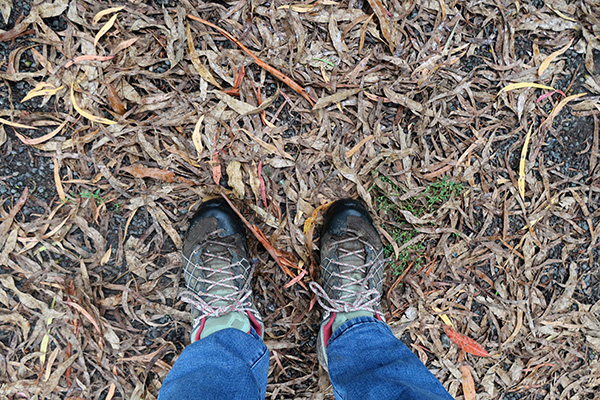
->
[187, 14, 315, 106]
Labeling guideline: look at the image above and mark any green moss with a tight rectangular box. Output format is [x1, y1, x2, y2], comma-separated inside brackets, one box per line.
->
[372, 172, 464, 276]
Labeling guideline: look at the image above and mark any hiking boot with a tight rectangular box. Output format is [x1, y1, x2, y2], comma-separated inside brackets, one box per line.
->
[309, 199, 386, 370]
[180, 198, 263, 342]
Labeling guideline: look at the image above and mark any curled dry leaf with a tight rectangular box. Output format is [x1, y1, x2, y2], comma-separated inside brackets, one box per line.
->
[93, 5, 125, 23]
[192, 114, 205, 157]
[70, 84, 116, 125]
[498, 82, 556, 94]
[542, 92, 587, 128]
[0, 0, 11, 24]
[186, 23, 221, 89]
[64, 55, 114, 68]
[21, 82, 64, 103]
[226, 161, 245, 199]
[538, 38, 573, 76]
[15, 120, 67, 145]
[518, 125, 533, 200]
[313, 88, 361, 110]
[106, 82, 126, 115]
[365, 0, 397, 52]
[0, 117, 38, 130]
[94, 13, 119, 47]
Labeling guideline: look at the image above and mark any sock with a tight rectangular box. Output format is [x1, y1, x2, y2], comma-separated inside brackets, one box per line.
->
[331, 310, 373, 333]
[191, 312, 251, 342]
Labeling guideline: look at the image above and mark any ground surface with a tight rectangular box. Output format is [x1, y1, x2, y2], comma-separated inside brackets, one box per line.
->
[0, 0, 599, 399]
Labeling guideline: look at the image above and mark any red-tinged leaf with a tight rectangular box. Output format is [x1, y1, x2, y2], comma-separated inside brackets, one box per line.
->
[443, 324, 490, 357]
[211, 153, 222, 185]
[536, 90, 566, 103]
[219, 191, 307, 289]
[187, 14, 315, 105]
[460, 365, 477, 400]
[122, 164, 196, 185]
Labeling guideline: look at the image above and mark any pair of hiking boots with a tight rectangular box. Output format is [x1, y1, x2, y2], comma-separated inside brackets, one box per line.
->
[179, 198, 386, 369]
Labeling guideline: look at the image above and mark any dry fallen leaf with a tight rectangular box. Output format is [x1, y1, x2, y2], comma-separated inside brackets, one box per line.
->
[106, 82, 126, 115]
[443, 325, 490, 357]
[538, 38, 573, 76]
[94, 13, 119, 47]
[542, 92, 587, 128]
[0, 117, 38, 130]
[93, 5, 124, 23]
[0, 0, 11, 24]
[460, 365, 477, 400]
[498, 82, 556, 94]
[518, 125, 533, 200]
[365, 0, 397, 52]
[15, 120, 67, 145]
[122, 164, 196, 185]
[21, 82, 64, 103]
[226, 161, 245, 199]
[192, 114, 205, 157]
[70, 84, 117, 125]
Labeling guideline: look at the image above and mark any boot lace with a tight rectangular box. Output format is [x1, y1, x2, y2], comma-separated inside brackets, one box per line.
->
[179, 230, 255, 327]
[309, 230, 386, 314]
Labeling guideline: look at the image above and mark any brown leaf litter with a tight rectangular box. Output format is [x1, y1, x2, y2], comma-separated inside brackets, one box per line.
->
[0, 0, 599, 399]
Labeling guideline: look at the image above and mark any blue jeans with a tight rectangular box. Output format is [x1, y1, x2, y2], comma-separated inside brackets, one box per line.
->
[159, 316, 454, 400]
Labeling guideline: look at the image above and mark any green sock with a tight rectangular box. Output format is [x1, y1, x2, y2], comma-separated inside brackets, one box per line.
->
[191, 312, 251, 341]
[331, 310, 373, 333]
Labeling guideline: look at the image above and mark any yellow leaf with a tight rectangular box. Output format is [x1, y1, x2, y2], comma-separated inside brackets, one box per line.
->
[518, 125, 533, 200]
[278, 3, 317, 12]
[192, 114, 205, 157]
[440, 314, 455, 328]
[548, 5, 577, 22]
[538, 38, 573, 76]
[303, 201, 334, 236]
[21, 82, 64, 103]
[93, 5, 125, 23]
[40, 297, 56, 365]
[0, 118, 38, 130]
[53, 157, 66, 203]
[70, 84, 117, 125]
[498, 82, 555, 95]
[94, 13, 118, 47]
[186, 23, 222, 89]
[40, 333, 50, 365]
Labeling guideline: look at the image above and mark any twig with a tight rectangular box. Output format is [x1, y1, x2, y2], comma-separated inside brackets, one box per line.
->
[187, 14, 315, 106]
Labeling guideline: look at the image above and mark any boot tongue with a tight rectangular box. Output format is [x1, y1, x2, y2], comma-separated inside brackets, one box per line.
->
[338, 238, 366, 305]
[204, 241, 236, 308]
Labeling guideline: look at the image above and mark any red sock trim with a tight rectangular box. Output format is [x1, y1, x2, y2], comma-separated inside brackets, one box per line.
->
[195, 318, 207, 342]
[322, 312, 337, 349]
[246, 311, 262, 337]
[374, 312, 384, 322]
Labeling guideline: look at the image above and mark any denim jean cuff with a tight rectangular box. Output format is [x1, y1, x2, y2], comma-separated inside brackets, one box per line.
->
[328, 315, 391, 346]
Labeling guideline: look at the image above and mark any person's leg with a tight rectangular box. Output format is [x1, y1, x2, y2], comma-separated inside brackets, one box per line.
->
[159, 327, 269, 400]
[310, 199, 453, 400]
[159, 198, 268, 400]
[326, 316, 453, 399]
